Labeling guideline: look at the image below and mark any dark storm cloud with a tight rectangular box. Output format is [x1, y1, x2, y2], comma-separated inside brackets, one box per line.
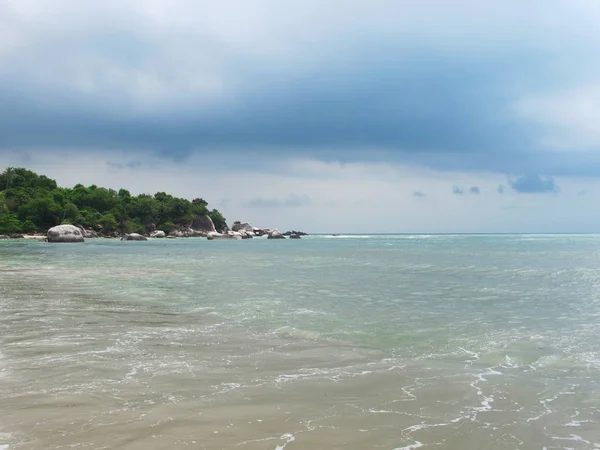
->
[1, 1, 600, 177]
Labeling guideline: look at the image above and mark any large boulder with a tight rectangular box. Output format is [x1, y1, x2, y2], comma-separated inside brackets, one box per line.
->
[267, 230, 285, 239]
[289, 233, 302, 239]
[150, 230, 166, 238]
[191, 214, 216, 233]
[231, 221, 253, 232]
[120, 233, 148, 241]
[47, 225, 85, 243]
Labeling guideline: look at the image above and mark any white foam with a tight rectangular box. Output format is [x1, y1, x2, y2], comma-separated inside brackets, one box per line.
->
[274, 433, 295, 450]
[393, 441, 424, 450]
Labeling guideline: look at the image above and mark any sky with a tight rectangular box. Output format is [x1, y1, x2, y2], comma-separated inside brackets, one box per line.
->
[1, 0, 600, 233]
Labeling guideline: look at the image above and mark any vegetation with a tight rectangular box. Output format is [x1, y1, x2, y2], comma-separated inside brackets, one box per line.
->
[0, 167, 227, 235]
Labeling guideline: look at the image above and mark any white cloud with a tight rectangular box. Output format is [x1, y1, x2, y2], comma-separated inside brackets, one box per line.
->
[517, 84, 600, 149]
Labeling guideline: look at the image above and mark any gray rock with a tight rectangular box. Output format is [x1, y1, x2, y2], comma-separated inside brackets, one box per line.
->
[47, 225, 85, 243]
[232, 221, 253, 232]
[150, 230, 166, 238]
[207, 231, 242, 240]
[120, 233, 148, 241]
[191, 214, 216, 232]
[267, 230, 285, 239]
[289, 233, 301, 239]
[0, 235, 8, 240]
[169, 227, 207, 238]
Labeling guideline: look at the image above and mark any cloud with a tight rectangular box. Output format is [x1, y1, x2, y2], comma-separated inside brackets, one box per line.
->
[242, 194, 312, 208]
[452, 186, 464, 195]
[508, 174, 559, 194]
[413, 191, 426, 198]
[497, 184, 505, 194]
[469, 186, 481, 194]
[1, 1, 600, 177]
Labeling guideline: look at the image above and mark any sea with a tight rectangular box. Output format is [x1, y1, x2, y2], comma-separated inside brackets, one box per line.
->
[1, 234, 600, 449]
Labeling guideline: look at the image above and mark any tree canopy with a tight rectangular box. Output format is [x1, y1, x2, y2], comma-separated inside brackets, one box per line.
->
[0, 167, 227, 234]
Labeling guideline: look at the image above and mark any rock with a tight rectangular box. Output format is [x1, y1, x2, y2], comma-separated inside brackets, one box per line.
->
[284, 230, 307, 236]
[238, 230, 253, 239]
[191, 214, 216, 233]
[10, 234, 24, 239]
[145, 223, 157, 234]
[76, 226, 100, 238]
[150, 230, 166, 238]
[253, 227, 266, 236]
[289, 233, 301, 239]
[169, 227, 207, 238]
[267, 230, 285, 239]
[0, 235, 8, 240]
[120, 233, 148, 241]
[47, 225, 85, 243]
[232, 221, 253, 232]
[207, 231, 242, 240]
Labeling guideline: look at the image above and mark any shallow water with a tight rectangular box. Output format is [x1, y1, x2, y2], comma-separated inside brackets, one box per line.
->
[1, 235, 600, 449]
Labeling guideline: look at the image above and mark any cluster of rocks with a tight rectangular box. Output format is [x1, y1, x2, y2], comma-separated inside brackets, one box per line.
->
[31, 216, 307, 243]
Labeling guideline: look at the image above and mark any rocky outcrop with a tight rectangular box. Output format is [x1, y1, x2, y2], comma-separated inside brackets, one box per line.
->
[120, 233, 148, 241]
[207, 231, 242, 240]
[47, 225, 85, 243]
[289, 233, 302, 239]
[169, 227, 207, 238]
[150, 230, 166, 238]
[191, 214, 216, 233]
[267, 230, 285, 239]
[238, 230, 253, 239]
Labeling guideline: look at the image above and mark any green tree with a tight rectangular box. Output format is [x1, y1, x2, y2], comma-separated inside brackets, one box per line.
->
[99, 213, 118, 232]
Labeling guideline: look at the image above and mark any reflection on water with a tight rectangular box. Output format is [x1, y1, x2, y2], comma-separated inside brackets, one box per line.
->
[1, 235, 600, 449]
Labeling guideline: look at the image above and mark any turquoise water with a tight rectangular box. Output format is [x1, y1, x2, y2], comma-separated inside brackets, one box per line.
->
[1, 235, 600, 449]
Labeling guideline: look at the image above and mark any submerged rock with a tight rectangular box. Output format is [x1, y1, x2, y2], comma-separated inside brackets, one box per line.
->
[47, 225, 85, 243]
[120, 233, 148, 241]
[150, 230, 166, 238]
